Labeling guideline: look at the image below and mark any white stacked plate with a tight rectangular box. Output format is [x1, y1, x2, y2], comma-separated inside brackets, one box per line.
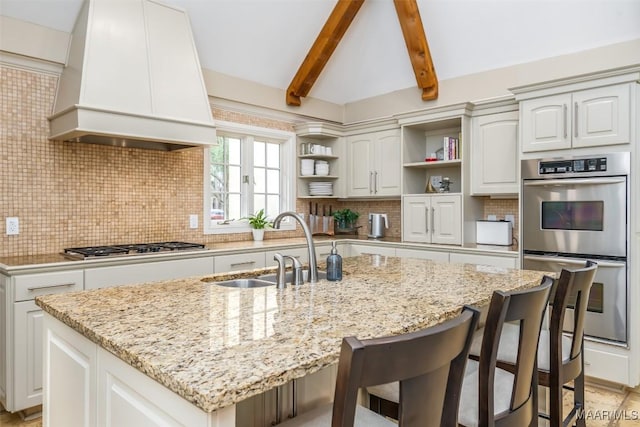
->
[309, 181, 333, 196]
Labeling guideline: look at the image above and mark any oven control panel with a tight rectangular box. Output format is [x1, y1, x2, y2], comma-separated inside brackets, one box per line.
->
[539, 157, 607, 174]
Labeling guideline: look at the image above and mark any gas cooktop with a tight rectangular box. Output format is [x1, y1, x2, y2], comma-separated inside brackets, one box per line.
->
[63, 242, 206, 260]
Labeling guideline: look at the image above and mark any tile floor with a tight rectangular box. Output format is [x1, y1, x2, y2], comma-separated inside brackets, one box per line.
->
[1, 383, 638, 426]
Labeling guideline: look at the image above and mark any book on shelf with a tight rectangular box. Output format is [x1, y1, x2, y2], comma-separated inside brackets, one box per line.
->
[443, 136, 460, 160]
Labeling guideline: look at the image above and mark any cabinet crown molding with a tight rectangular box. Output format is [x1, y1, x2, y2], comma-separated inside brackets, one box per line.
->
[294, 122, 345, 137]
[510, 65, 640, 100]
[395, 102, 473, 126]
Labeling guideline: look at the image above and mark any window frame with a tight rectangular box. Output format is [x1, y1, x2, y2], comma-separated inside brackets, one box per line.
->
[203, 120, 296, 235]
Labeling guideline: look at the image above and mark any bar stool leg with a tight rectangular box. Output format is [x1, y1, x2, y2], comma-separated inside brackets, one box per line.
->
[549, 374, 563, 427]
[574, 369, 586, 427]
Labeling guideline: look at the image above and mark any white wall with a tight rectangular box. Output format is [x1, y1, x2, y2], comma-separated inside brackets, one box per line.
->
[342, 39, 640, 123]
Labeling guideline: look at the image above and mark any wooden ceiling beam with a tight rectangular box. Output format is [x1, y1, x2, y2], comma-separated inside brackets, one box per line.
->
[394, 0, 438, 100]
[286, 0, 365, 106]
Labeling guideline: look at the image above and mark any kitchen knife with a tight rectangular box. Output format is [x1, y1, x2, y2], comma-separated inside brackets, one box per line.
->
[328, 205, 334, 234]
[322, 205, 328, 233]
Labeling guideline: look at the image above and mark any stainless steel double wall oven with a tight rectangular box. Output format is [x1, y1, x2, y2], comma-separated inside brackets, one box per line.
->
[521, 152, 629, 344]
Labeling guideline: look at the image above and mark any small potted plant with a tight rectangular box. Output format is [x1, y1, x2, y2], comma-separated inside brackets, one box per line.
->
[333, 208, 360, 232]
[243, 208, 272, 241]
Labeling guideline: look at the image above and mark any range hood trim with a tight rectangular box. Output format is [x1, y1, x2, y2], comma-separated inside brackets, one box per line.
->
[49, 105, 217, 150]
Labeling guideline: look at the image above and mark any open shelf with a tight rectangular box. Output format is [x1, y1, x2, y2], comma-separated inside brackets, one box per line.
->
[296, 132, 344, 198]
[298, 175, 339, 179]
[403, 159, 462, 169]
[298, 154, 339, 160]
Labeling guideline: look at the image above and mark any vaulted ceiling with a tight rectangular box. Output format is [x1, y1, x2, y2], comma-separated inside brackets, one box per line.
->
[2, 0, 639, 105]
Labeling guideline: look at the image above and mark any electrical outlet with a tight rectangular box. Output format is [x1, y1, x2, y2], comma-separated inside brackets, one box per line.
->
[6, 217, 19, 235]
[189, 214, 198, 229]
[487, 214, 497, 221]
[505, 214, 515, 228]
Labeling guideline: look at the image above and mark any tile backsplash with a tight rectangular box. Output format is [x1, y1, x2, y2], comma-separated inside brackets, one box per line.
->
[0, 64, 511, 257]
[0, 64, 304, 256]
[482, 198, 520, 242]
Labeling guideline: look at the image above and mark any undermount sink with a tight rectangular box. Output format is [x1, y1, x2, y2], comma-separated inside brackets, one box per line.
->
[212, 278, 275, 289]
[258, 269, 327, 284]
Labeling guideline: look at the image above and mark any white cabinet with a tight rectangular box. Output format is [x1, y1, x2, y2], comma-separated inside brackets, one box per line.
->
[98, 347, 215, 427]
[13, 301, 43, 411]
[264, 247, 308, 268]
[583, 343, 630, 386]
[264, 243, 334, 269]
[14, 269, 84, 301]
[84, 257, 214, 290]
[43, 314, 229, 427]
[314, 243, 333, 263]
[0, 276, 6, 405]
[2, 269, 83, 412]
[470, 111, 519, 195]
[520, 84, 632, 152]
[214, 252, 266, 273]
[43, 313, 97, 427]
[449, 252, 518, 269]
[346, 129, 401, 197]
[347, 244, 396, 257]
[402, 194, 462, 245]
[395, 248, 450, 262]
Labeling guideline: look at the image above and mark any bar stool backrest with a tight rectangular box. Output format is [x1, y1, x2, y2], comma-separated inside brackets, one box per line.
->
[550, 261, 598, 369]
[331, 306, 480, 427]
[478, 276, 553, 425]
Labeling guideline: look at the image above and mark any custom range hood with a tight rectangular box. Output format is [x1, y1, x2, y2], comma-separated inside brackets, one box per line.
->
[48, 0, 216, 151]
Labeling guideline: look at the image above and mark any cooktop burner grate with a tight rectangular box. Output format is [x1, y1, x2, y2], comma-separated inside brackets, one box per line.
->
[63, 242, 206, 259]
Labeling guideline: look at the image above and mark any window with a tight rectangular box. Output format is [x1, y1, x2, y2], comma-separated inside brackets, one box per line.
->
[204, 121, 295, 234]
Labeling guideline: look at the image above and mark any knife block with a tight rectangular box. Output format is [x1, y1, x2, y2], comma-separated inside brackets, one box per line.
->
[308, 214, 334, 236]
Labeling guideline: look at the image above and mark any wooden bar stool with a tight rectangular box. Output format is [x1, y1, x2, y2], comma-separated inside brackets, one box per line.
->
[368, 276, 553, 427]
[468, 261, 597, 426]
[276, 305, 480, 426]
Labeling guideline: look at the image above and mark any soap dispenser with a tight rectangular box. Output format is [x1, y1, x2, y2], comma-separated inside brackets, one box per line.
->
[326, 241, 342, 281]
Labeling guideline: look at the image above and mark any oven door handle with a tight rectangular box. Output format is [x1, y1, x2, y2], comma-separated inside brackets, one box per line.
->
[523, 255, 625, 269]
[523, 177, 626, 187]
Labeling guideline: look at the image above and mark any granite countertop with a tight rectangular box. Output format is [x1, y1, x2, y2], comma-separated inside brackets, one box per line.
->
[36, 255, 546, 413]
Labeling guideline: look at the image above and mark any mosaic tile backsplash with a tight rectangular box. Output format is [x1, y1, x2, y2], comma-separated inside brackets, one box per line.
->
[1, 64, 506, 257]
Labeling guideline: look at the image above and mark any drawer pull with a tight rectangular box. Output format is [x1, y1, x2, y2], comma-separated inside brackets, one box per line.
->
[27, 283, 75, 291]
[230, 261, 256, 267]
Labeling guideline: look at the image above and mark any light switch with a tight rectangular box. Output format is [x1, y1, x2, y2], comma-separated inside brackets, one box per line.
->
[189, 214, 198, 229]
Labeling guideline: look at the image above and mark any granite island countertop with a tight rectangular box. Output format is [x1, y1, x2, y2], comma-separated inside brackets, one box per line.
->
[36, 255, 546, 413]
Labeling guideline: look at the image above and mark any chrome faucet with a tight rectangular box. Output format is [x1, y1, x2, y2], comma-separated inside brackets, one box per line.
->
[273, 253, 287, 289]
[273, 211, 319, 283]
[284, 255, 303, 286]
